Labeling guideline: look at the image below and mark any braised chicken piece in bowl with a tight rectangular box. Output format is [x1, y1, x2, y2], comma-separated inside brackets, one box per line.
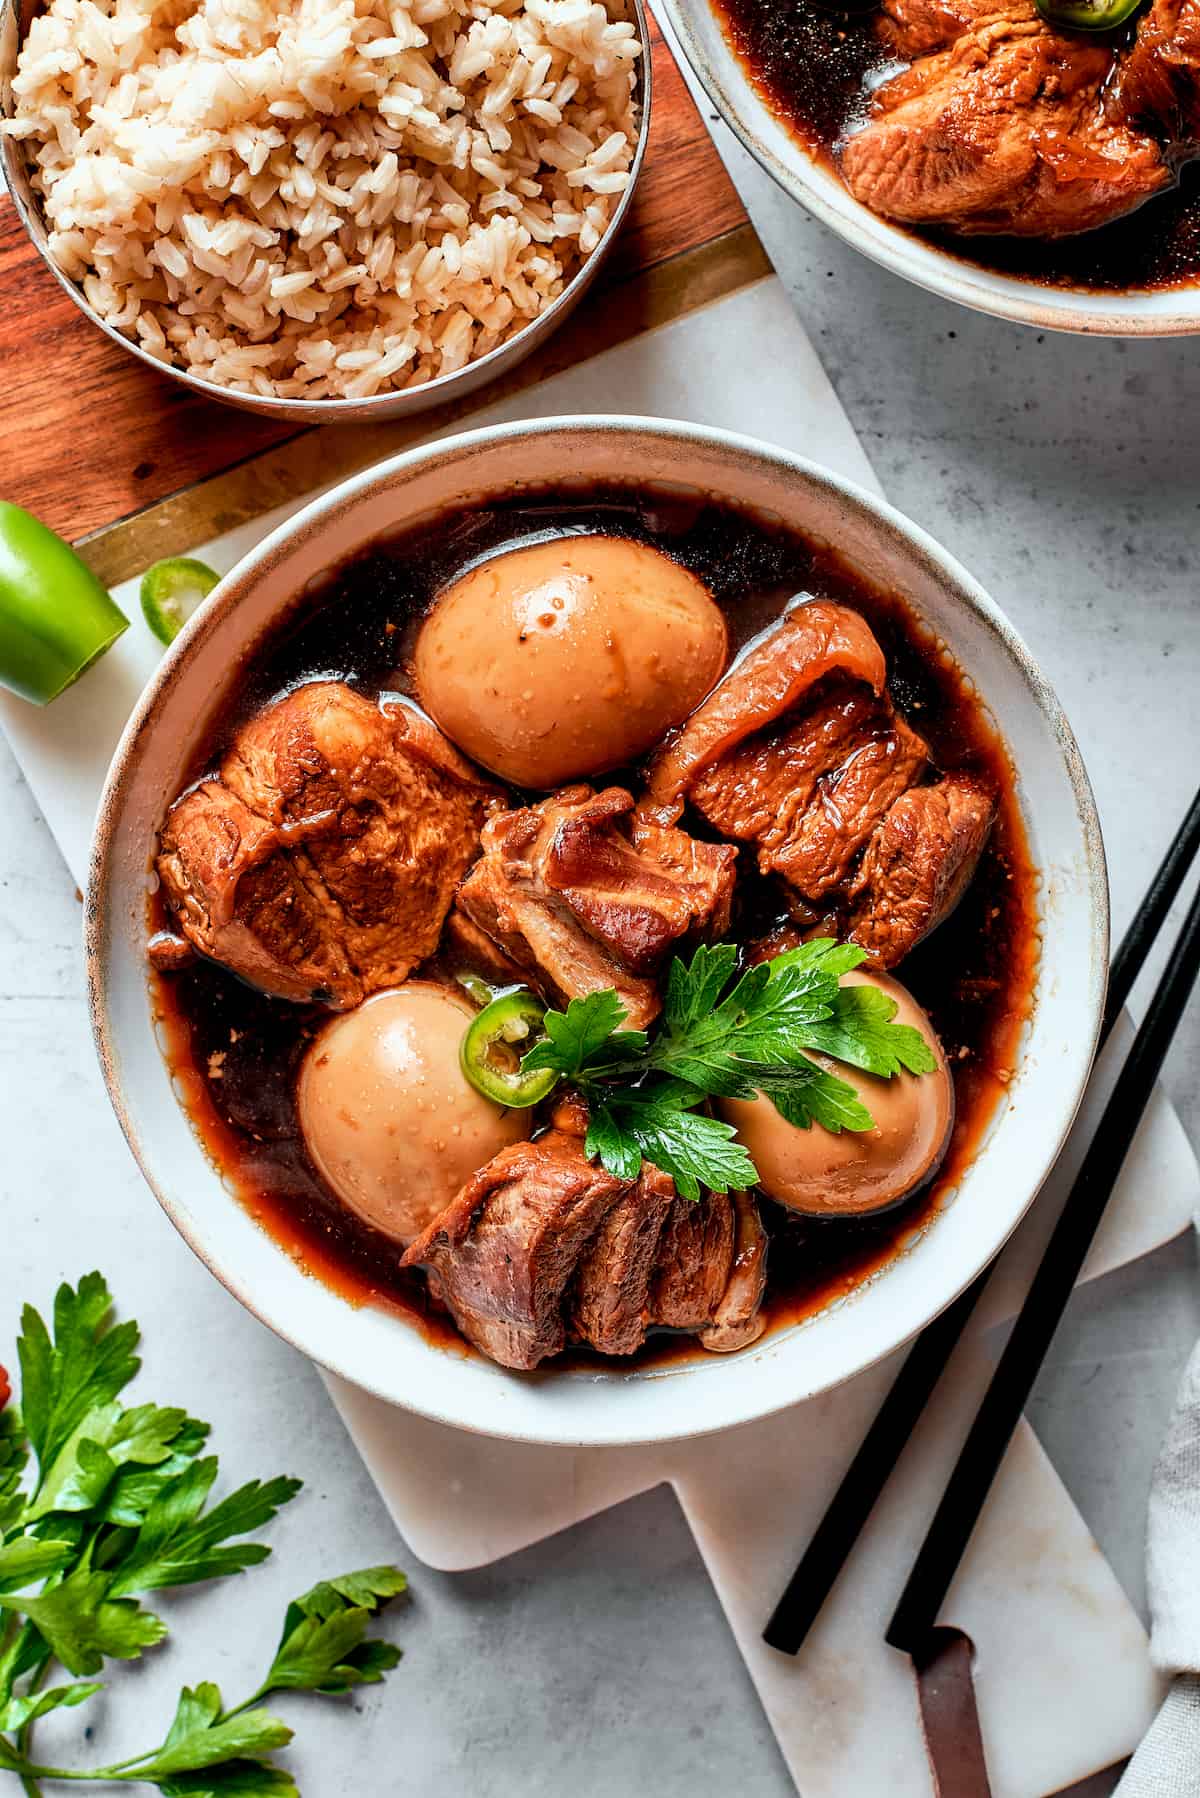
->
[144, 478, 1039, 1378]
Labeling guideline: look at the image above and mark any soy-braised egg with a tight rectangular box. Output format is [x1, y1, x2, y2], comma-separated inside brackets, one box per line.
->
[718, 972, 954, 1218]
[412, 535, 728, 787]
[297, 983, 529, 1246]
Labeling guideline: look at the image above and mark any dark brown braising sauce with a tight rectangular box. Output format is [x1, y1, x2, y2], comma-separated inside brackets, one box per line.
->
[150, 484, 1040, 1371]
[712, 0, 1200, 294]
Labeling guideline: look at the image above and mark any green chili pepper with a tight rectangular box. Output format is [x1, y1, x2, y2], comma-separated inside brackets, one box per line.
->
[460, 990, 557, 1108]
[456, 969, 499, 1009]
[140, 555, 221, 646]
[0, 502, 129, 705]
[1034, 0, 1143, 29]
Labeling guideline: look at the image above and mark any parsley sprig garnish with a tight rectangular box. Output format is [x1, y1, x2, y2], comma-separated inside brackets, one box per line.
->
[521, 940, 938, 1199]
[0, 1274, 406, 1794]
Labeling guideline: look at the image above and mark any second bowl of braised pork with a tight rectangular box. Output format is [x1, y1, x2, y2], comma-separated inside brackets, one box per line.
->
[87, 417, 1106, 1445]
[660, 0, 1200, 334]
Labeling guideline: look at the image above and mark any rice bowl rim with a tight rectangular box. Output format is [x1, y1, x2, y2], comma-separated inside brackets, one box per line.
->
[0, 0, 653, 422]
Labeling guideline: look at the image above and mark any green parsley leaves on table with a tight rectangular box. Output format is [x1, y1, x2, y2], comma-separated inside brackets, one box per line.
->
[522, 939, 939, 1197]
[0, 1274, 407, 1794]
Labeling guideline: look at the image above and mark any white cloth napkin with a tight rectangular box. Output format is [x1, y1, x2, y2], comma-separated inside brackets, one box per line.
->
[1116, 1263, 1200, 1798]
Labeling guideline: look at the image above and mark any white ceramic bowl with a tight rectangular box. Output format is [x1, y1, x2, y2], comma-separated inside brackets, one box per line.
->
[658, 0, 1200, 337]
[86, 417, 1107, 1446]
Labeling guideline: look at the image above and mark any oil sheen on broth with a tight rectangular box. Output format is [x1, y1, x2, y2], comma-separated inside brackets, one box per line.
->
[713, 0, 1200, 293]
[150, 486, 1040, 1370]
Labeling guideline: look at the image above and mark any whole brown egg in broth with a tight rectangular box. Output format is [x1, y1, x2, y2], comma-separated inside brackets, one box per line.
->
[412, 535, 729, 788]
[718, 973, 955, 1220]
[297, 983, 531, 1247]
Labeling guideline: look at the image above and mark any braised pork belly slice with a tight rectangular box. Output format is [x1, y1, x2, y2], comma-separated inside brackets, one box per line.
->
[648, 1193, 737, 1332]
[568, 1163, 677, 1357]
[690, 682, 929, 902]
[403, 1109, 770, 1370]
[700, 1193, 769, 1355]
[846, 773, 996, 967]
[842, 0, 1169, 238]
[571, 1177, 768, 1359]
[158, 682, 498, 1008]
[400, 1129, 630, 1371]
[639, 602, 887, 830]
[456, 786, 737, 1031]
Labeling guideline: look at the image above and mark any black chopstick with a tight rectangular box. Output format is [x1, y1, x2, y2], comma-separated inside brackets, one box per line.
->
[763, 785, 1200, 1656]
[888, 863, 1200, 1651]
[1106, 782, 1200, 1024]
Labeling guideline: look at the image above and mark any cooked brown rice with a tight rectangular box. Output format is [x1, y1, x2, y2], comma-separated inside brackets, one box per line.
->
[4, 0, 641, 400]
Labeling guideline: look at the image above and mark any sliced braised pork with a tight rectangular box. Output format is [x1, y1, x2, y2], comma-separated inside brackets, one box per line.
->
[846, 773, 996, 965]
[648, 1192, 737, 1331]
[638, 601, 887, 830]
[456, 785, 737, 1030]
[158, 681, 497, 1007]
[568, 1163, 677, 1357]
[400, 1129, 629, 1371]
[689, 682, 929, 901]
[700, 1193, 769, 1355]
[402, 1117, 769, 1370]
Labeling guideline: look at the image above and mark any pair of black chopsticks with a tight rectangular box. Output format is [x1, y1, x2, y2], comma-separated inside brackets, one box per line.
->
[765, 783, 1200, 1664]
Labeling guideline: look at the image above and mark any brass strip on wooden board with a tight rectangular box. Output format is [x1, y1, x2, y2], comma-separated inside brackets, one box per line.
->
[80, 224, 771, 589]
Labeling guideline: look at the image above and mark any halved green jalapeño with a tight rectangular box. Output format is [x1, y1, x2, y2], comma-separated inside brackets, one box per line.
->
[1034, 0, 1143, 30]
[0, 502, 129, 705]
[140, 556, 220, 646]
[460, 991, 556, 1108]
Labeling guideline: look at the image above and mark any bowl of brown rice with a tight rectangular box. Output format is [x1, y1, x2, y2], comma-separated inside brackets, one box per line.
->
[0, 0, 650, 419]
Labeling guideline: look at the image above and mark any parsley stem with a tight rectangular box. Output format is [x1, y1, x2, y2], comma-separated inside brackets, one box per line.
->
[0, 1617, 19, 1707]
[0, 1753, 165, 1781]
[222, 1690, 268, 1719]
[14, 1652, 49, 1796]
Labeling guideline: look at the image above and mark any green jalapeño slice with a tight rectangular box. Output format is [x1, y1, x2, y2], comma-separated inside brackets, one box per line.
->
[460, 991, 557, 1108]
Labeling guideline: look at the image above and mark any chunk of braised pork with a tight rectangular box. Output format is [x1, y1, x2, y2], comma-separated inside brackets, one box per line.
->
[1111, 0, 1200, 152]
[846, 773, 997, 966]
[456, 786, 737, 1030]
[158, 682, 497, 1008]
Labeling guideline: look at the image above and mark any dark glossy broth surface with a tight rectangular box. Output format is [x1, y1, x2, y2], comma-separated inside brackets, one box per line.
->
[713, 0, 1200, 295]
[151, 483, 1040, 1369]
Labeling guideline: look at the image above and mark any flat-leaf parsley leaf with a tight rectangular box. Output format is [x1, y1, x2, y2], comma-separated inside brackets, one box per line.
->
[518, 940, 937, 1194]
[0, 1275, 408, 1794]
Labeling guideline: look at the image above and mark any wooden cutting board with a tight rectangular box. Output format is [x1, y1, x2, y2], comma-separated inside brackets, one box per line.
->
[0, 10, 753, 547]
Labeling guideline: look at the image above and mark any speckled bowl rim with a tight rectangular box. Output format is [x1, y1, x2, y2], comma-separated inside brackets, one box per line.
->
[0, 0, 653, 421]
[85, 416, 1109, 1446]
[657, 0, 1200, 339]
